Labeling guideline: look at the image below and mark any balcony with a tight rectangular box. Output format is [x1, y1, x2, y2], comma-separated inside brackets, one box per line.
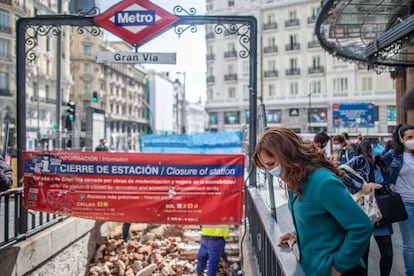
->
[224, 74, 238, 81]
[207, 76, 215, 84]
[285, 18, 300, 27]
[0, 88, 10, 96]
[224, 50, 238, 58]
[264, 70, 279, 78]
[308, 40, 320, 48]
[308, 66, 325, 74]
[285, 68, 300, 76]
[206, 53, 215, 61]
[263, 45, 278, 54]
[263, 22, 278, 31]
[285, 43, 300, 51]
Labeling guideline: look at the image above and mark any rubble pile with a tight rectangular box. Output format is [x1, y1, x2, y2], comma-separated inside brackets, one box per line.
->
[87, 224, 238, 276]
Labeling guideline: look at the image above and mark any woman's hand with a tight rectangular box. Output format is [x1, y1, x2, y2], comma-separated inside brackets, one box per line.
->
[277, 232, 296, 249]
[361, 182, 383, 195]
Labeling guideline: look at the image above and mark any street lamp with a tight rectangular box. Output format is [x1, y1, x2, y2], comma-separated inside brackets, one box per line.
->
[175, 72, 186, 133]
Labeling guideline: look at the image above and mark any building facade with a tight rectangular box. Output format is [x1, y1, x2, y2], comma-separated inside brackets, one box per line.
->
[205, 0, 396, 135]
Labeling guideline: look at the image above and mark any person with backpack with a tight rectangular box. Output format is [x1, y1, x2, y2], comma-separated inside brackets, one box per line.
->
[341, 138, 394, 276]
[386, 124, 414, 276]
[0, 155, 13, 192]
[330, 134, 354, 167]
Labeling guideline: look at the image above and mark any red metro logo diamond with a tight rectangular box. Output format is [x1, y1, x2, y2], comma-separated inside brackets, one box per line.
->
[94, 0, 179, 45]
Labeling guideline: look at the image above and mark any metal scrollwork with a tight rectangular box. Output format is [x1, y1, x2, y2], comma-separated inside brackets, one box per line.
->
[72, 7, 100, 17]
[174, 24, 197, 37]
[213, 23, 251, 58]
[173, 5, 196, 16]
[25, 20, 100, 61]
[75, 26, 101, 36]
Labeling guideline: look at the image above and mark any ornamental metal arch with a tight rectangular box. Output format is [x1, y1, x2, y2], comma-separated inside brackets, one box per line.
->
[16, 7, 259, 229]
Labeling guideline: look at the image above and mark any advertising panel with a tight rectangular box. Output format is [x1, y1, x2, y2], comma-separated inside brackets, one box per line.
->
[23, 151, 245, 225]
[332, 102, 375, 128]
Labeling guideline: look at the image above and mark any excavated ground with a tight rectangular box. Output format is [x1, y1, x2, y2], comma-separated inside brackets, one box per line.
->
[87, 223, 241, 276]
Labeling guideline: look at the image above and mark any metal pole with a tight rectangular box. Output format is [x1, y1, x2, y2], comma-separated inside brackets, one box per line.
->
[55, 0, 62, 149]
[308, 92, 311, 133]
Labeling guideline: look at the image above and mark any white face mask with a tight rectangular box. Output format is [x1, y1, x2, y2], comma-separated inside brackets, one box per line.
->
[333, 144, 342, 151]
[269, 165, 281, 177]
[404, 139, 414, 150]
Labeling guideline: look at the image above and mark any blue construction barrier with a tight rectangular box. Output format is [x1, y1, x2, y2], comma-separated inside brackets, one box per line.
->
[140, 131, 243, 154]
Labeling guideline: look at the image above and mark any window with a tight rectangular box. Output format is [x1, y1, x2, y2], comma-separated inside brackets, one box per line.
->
[361, 76, 372, 91]
[309, 80, 321, 94]
[226, 64, 235, 74]
[333, 78, 348, 93]
[268, 59, 276, 70]
[242, 61, 249, 76]
[224, 111, 240, 124]
[0, 39, 9, 59]
[290, 82, 298, 96]
[228, 87, 236, 98]
[312, 56, 320, 68]
[243, 85, 249, 100]
[0, 10, 10, 32]
[311, 7, 319, 18]
[267, 36, 276, 46]
[227, 42, 235, 51]
[289, 34, 297, 44]
[208, 88, 213, 100]
[289, 10, 297, 20]
[209, 112, 218, 124]
[83, 80, 91, 90]
[83, 44, 92, 55]
[0, 72, 8, 89]
[266, 110, 281, 123]
[289, 58, 297, 69]
[83, 63, 91, 73]
[268, 84, 275, 97]
[266, 13, 275, 23]
[228, 0, 235, 7]
[387, 106, 397, 121]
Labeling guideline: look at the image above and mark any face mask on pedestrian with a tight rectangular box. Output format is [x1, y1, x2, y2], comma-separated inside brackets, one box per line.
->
[269, 165, 281, 177]
[404, 139, 414, 150]
[333, 144, 342, 151]
[371, 144, 384, 156]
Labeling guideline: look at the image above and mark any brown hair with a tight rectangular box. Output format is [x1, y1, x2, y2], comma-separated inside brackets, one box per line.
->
[253, 128, 343, 195]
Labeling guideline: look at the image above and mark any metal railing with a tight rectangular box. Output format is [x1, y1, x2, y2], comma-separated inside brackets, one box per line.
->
[245, 187, 306, 276]
[0, 187, 65, 251]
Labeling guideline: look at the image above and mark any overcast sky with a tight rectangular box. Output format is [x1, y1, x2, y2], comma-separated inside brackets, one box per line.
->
[98, 0, 207, 103]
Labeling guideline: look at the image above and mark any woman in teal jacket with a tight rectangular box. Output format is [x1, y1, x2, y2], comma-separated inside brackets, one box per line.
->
[253, 128, 373, 276]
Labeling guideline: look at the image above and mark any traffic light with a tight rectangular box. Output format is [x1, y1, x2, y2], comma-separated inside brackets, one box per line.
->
[66, 102, 76, 130]
[66, 101, 76, 121]
[92, 91, 98, 102]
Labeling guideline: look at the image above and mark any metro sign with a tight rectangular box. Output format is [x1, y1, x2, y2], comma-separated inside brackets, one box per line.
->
[94, 0, 179, 45]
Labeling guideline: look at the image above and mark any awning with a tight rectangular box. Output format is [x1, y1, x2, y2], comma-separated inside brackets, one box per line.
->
[316, 0, 414, 67]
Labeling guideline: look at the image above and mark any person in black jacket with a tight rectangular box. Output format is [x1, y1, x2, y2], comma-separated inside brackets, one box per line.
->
[0, 155, 13, 191]
[95, 138, 109, 152]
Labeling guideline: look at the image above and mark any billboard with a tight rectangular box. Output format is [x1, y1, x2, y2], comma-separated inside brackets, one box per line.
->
[332, 102, 375, 128]
[23, 151, 245, 225]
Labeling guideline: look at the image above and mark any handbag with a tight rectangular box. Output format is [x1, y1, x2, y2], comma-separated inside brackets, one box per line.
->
[339, 164, 383, 224]
[375, 187, 408, 227]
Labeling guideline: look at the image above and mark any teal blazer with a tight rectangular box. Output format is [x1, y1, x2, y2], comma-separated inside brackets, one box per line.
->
[288, 168, 373, 275]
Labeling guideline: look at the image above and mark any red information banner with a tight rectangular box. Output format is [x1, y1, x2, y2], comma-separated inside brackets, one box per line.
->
[23, 151, 245, 225]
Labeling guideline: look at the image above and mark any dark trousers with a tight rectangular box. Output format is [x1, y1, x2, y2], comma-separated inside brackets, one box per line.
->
[122, 223, 131, 241]
[374, 235, 393, 276]
[342, 245, 369, 276]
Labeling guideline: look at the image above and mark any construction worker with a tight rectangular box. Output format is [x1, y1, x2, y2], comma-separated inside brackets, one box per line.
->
[195, 225, 230, 276]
